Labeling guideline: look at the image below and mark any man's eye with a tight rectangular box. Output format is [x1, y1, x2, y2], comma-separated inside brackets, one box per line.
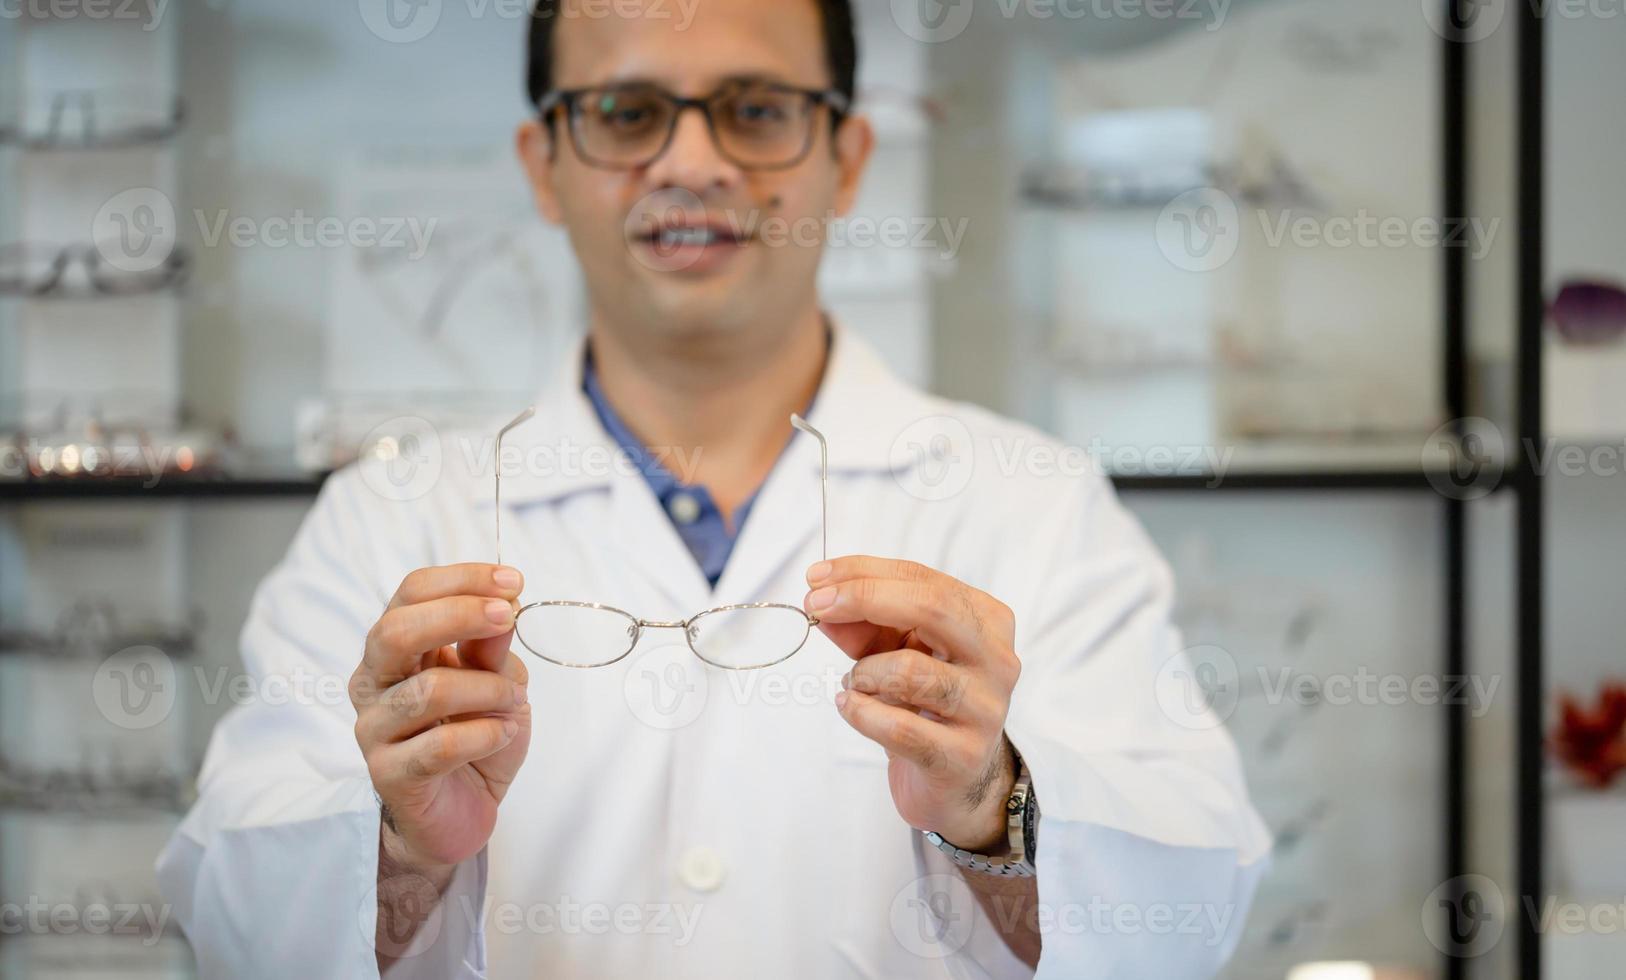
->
[732, 101, 789, 125]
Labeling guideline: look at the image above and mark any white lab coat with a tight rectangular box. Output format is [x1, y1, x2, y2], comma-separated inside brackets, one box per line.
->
[157, 323, 1270, 980]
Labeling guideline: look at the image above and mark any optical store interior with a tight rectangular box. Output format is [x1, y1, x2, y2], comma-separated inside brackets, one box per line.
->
[1, 0, 1625, 978]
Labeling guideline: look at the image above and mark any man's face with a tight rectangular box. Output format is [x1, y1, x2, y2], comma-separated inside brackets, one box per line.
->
[518, 0, 873, 344]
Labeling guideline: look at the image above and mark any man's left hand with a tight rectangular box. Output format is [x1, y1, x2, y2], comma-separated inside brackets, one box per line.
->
[804, 556, 1021, 852]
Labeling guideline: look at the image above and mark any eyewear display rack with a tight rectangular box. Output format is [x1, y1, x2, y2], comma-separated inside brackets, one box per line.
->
[0, 9, 1550, 980]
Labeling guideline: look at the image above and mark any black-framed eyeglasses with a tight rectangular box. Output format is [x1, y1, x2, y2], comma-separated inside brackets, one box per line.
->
[0, 90, 186, 151]
[496, 407, 830, 670]
[537, 80, 850, 172]
[0, 242, 191, 299]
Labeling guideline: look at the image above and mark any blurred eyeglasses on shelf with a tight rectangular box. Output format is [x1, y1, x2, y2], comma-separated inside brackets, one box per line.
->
[537, 79, 850, 171]
[0, 598, 199, 661]
[0, 242, 191, 299]
[0, 754, 194, 815]
[0, 89, 185, 151]
[1549, 279, 1626, 346]
[2, 394, 227, 482]
[496, 408, 828, 670]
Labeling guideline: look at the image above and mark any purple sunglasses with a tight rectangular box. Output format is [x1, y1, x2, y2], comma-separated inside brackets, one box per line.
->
[1549, 279, 1626, 345]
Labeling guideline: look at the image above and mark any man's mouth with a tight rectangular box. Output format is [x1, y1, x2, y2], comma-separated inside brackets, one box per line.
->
[631, 218, 752, 272]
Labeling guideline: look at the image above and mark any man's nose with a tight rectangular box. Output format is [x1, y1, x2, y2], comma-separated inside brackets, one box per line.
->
[642, 105, 742, 194]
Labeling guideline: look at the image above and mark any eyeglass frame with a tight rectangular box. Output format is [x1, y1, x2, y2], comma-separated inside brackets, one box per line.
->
[0, 90, 186, 152]
[0, 242, 192, 298]
[495, 406, 829, 670]
[535, 80, 851, 172]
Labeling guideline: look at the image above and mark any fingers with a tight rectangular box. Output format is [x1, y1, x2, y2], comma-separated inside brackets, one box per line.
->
[835, 689, 961, 776]
[847, 649, 998, 725]
[805, 573, 1011, 668]
[388, 564, 523, 611]
[357, 667, 528, 746]
[370, 717, 522, 788]
[363, 595, 519, 681]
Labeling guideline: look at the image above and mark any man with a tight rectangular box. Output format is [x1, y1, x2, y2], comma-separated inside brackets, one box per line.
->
[158, 1, 1269, 977]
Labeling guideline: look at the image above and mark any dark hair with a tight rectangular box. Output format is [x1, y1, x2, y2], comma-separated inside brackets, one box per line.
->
[525, 0, 857, 109]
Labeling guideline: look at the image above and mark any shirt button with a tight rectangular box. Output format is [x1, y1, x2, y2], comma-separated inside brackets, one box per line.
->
[668, 492, 702, 526]
[676, 845, 726, 893]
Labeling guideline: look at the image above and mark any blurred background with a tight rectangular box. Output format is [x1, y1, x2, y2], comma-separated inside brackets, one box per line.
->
[0, 0, 1622, 977]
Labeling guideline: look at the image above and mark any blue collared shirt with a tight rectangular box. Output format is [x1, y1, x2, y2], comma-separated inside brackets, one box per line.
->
[582, 348, 814, 588]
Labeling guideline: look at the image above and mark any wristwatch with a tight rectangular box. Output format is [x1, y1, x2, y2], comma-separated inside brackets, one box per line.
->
[922, 748, 1039, 878]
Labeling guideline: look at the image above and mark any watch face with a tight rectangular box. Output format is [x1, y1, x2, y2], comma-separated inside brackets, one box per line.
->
[1022, 790, 1040, 865]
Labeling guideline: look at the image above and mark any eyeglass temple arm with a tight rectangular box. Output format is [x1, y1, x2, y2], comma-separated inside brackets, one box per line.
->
[790, 413, 828, 563]
[495, 406, 537, 567]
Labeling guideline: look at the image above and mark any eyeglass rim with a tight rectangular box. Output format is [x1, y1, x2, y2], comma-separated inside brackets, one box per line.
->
[512, 598, 818, 671]
[536, 81, 850, 172]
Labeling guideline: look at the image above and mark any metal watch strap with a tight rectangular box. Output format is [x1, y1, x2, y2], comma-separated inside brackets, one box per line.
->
[922, 750, 1037, 878]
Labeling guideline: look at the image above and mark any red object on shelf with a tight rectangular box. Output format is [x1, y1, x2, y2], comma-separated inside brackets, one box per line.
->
[1551, 681, 1626, 789]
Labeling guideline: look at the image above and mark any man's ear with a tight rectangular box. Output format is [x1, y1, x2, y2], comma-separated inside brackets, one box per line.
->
[517, 117, 564, 225]
[830, 113, 875, 219]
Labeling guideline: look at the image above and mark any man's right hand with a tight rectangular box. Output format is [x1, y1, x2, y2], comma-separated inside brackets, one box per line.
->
[350, 563, 532, 894]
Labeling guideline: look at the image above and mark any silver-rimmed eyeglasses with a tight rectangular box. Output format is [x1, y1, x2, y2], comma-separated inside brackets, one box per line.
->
[496, 407, 829, 670]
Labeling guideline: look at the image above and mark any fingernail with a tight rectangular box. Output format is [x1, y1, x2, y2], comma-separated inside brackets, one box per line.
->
[840, 671, 852, 691]
[806, 586, 837, 611]
[501, 719, 519, 738]
[493, 567, 522, 590]
[806, 561, 832, 584]
[835, 691, 848, 710]
[486, 600, 514, 625]
[513, 683, 528, 706]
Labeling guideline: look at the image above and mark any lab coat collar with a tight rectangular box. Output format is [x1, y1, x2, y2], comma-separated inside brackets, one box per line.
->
[480, 318, 945, 509]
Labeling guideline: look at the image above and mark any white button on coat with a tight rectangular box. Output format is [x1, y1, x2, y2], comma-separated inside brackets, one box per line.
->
[676, 845, 726, 893]
[156, 323, 1270, 980]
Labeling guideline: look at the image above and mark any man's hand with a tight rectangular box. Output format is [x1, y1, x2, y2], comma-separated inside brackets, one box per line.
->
[350, 564, 532, 911]
[804, 557, 1020, 852]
